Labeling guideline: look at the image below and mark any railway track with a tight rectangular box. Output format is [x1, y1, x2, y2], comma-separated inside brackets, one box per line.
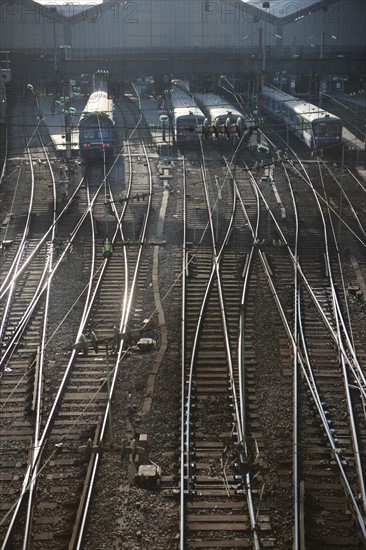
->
[1, 84, 365, 549]
[1, 89, 156, 547]
[180, 149, 275, 548]
[240, 140, 366, 547]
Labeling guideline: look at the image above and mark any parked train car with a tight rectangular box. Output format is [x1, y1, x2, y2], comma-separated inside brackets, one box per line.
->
[261, 86, 342, 149]
[170, 83, 205, 143]
[194, 93, 247, 140]
[79, 88, 114, 159]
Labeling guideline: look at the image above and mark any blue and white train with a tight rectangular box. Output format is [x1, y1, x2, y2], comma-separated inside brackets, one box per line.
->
[194, 93, 247, 139]
[261, 86, 342, 149]
[170, 83, 205, 143]
[79, 88, 114, 159]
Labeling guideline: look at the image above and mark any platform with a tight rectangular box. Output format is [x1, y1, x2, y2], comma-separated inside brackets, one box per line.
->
[130, 96, 172, 147]
[342, 127, 365, 151]
[337, 94, 366, 109]
[39, 95, 86, 153]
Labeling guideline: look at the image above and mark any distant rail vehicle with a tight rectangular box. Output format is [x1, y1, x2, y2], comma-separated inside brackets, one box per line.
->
[261, 85, 342, 149]
[170, 83, 205, 143]
[79, 89, 114, 159]
[195, 93, 247, 139]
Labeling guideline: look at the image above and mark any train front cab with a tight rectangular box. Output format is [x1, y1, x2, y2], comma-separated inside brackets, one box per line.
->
[311, 118, 342, 149]
[79, 126, 114, 159]
[175, 114, 204, 144]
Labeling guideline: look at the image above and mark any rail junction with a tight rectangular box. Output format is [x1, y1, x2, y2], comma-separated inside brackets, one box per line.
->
[0, 75, 366, 550]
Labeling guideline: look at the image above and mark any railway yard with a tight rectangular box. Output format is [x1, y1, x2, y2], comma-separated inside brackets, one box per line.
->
[0, 75, 366, 550]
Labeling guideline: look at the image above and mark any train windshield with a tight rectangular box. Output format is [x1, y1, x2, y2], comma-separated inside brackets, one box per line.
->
[82, 129, 111, 140]
[313, 121, 341, 138]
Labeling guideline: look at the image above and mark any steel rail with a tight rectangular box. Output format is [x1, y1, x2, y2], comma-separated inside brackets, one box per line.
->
[0, 82, 136, 303]
[74, 139, 153, 549]
[260, 245, 366, 541]
[244, 163, 366, 403]
[0, 161, 23, 253]
[281, 162, 301, 549]
[230, 168, 262, 550]
[235, 187, 259, 443]
[339, 316, 366, 515]
[0, 239, 27, 344]
[0, 107, 37, 337]
[1, 94, 68, 547]
[182, 152, 262, 548]
[296, 288, 366, 541]
[286, 159, 366, 249]
[0, 174, 86, 302]
[255, 115, 366, 527]
[259, 126, 366, 250]
[0, 102, 54, 360]
[71, 89, 151, 545]
[0, 102, 43, 297]
[106, 136, 132, 335]
[286, 156, 366, 397]
[345, 165, 366, 193]
[1, 89, 135, 542]
[232, 163, 300, 548]
[1, 179, 106, 549]
[0, 267, 48, 413]
[244, 160, 366, 540]
[201, 161, 247, 460]
[233, 160, 301, 548]
[317, 163, 357, 349]
[22, 116, 58, 549]
[111, 98, 149, 338]
[69, 173, 127, 549]
[239, 148, 366, 392]
[182, 168, 229, 536]
[79, 176, 98, 330]
[0, 97, 137, 383]
[183, 158, 236, 477]
[231, 158, 366, 542]
[285, 154, 365, 544]
[317, 161, 366, 516]
[3, 176, 98, 550]
[180, 156, 187, 550]
[182, 144, 213, 537]
[0, 186, 96, 372]
[0, 157, 124, 372]
[0, 175, 97, 371]
[321, 160, 366, 240]
[31, 171, 97, 549]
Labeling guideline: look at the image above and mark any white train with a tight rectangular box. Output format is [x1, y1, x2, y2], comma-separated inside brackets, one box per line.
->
[261, 85, 342, 149]
[79, 88, 114, 159]
[194, 93, 247, 139]
[170, 83, 205, 143]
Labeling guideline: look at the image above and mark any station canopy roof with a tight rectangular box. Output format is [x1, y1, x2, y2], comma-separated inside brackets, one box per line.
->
[34, 0, 103, 16]
[33, 0, 334, 21]
[239, 0, 334, 20]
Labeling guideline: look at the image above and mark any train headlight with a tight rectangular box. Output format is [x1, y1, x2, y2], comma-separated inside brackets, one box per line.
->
[224, 117, 231, 138]
[236, 117, 243, 137]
